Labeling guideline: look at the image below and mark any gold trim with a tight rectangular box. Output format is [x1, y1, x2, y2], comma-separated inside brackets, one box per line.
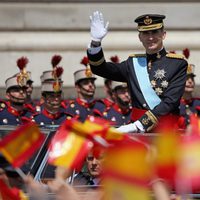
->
[129, 54, 146, 57]
[89, 57, 105, 66]
[138, 23, 163, 32]
[166, 53, 185, 59]
[145, 110, 158, 132]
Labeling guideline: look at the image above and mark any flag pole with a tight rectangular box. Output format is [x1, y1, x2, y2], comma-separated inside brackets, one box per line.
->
[15, 168, 26, 180]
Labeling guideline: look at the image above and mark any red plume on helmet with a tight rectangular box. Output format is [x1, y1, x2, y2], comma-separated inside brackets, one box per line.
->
[80, 56, 92, 77]
[17, 57, 29, 70]
[80, 56, 89, 67]
[55, 67, 64, 78]
[51, 55, 62, 68]
[110, 55, 120, 63]
[182, 48, 190, 59]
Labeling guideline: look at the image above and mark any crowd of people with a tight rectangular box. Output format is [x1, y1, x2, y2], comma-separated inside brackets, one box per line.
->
[0, 10, 199, 200]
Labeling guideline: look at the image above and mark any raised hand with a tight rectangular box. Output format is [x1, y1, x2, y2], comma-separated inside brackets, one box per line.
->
[90, 11, 109, 42]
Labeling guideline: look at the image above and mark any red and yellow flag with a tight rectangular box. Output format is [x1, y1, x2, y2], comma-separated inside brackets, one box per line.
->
[102, 139, 153, 200]
[48, 121, 93, 170]
[154, 132, 180, 188]
[0, 122, 45, 168]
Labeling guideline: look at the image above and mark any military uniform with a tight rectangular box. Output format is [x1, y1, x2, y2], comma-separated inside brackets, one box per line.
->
[32, 109, 73, 126]
[179, 98, 200, 125]
[87, 48, 187, 131]
[0, 101, 32, 125]
[93, 98, 114, 114]
[99, 103, 131, 127]
[66, 98, 96, 122]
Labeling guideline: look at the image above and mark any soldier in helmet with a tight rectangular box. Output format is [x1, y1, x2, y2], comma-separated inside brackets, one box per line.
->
[33, 59, 73, 126]
[179, 58, 200, 126]
[0, 57, 33, 125]
[94, 81, 132, 127]
[87, 12, 188, 133]
[65, 56, 97, 122]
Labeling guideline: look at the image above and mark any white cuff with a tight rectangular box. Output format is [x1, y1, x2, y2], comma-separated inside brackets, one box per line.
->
[134, 120, 145, 133]
[87, 46, 102, 54]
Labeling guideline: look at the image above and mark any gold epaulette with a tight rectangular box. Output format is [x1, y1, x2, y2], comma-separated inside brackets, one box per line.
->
[129, 54, 146, 57]
[166, 53, 185, 59]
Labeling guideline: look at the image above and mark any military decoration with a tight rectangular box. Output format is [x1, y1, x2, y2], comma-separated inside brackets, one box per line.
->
[151, 80, 156, 88]
[155, 87, 163, 95]
[154, 69, 166, 80]
[161, 80, 169, 88]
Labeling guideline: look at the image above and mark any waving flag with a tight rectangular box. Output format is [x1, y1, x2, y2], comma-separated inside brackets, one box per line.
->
[48, 121, 93, 170]
[102, 139, 152, 200]
[0, 122, 45, 168]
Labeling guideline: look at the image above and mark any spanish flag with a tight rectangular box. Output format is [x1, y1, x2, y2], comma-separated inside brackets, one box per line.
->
[154, 132, 180, 188]
[48, 120, 93, 170]
[102, 139, 152, 200]
[0, 179, 28, 200]
[67, 117, 126, 142]
[177, 115, 200, 191]
[0, 122, 45, 168]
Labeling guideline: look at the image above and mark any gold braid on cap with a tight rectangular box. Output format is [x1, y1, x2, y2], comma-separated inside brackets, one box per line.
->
[16, 56, 29, 87]
[81, 56, 92, 77]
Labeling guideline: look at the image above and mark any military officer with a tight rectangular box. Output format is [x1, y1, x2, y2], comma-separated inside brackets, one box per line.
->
[94, 81, 132, 127]
[179, 63, 200, 126]
[65, 56, 97, 122]
[0, 57, 33, 125]
[33, 65, 73, 126]
[87, 12, 188, 133]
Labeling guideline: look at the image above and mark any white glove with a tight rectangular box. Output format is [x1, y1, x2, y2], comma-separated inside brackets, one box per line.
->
[90, 11, 109, 42]
[116, 120, 145, 133]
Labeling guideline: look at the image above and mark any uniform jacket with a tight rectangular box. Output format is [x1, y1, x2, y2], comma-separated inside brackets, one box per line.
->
[87, 47, 188, 131]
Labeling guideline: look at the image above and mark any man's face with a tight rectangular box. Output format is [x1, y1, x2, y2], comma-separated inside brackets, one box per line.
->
[44, 92, 62, 112]
[86, 153, 103, 178]
[76, 79, 96, 99]
[114, 87, 131, 106]
[6, 86, 27, 104]
[139, 29, 166, 54]
[185, 76, 195, 93]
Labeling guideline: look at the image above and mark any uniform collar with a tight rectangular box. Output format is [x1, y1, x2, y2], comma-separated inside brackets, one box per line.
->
[77, 98, 96, 108]
[7, 101, 24, 116]
[42, 108, 61, 119]
[102, 97, 114, 107]
[146, 48, 166, 62]
[181, 97, 193, 105]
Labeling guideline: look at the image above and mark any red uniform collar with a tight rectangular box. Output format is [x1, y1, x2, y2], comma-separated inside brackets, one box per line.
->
[6, 101, 24, 116]
[42, 108, 61, 119]
[76, 98, 96, 108]
[113, 103, 130, 115]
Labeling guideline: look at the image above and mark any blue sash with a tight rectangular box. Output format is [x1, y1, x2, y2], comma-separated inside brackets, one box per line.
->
[133, 57, 161, 109]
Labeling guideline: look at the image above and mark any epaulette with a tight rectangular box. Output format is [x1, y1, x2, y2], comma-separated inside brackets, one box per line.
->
[129, 54, 146, 57]
[166, 53, 185, 59]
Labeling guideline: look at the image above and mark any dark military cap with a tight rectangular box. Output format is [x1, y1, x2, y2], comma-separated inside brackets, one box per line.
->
[135, 14, 166, 32]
